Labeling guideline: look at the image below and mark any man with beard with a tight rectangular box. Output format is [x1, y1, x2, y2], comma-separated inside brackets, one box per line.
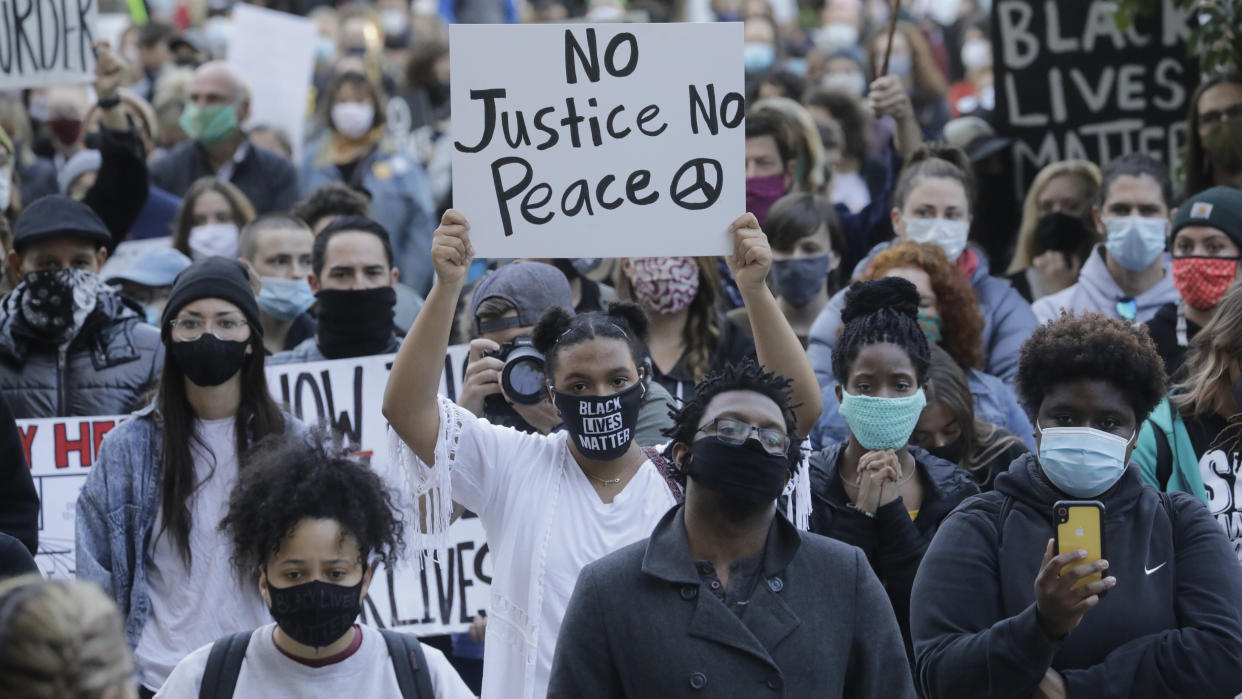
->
[0, 195, 164, 417]
[547, 360, 914, 698]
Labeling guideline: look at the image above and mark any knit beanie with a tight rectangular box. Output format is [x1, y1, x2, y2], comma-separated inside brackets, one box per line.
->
[160, 256, 262, 341]
[1171, 186, 1242, 250]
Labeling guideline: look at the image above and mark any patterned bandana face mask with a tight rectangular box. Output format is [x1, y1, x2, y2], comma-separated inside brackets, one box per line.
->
[1172, 256, 1240, 310]
[18, 268, 103, 344]
[628, 257, 700, 315]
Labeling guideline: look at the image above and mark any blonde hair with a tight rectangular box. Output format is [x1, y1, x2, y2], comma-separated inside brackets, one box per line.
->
[1007, 160, 1101, 273]
[1173, 282, 1242, 418]
[0, 576, 135, 699]
[751, 97, 827, 193]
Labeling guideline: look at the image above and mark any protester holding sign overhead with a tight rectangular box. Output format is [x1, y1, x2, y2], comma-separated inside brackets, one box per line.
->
[1032, 154, 1181, 325]
[76, 258, 303, 696]
[383, 208, 820, 699]
[0, 195, 164, 418]
[149, 62, 300, 215]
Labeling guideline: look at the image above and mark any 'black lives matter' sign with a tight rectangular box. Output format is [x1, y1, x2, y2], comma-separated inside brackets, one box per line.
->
[992, 0, 1199, 200]
[0, 0, 96, 90]
[450, 23, 744, 258]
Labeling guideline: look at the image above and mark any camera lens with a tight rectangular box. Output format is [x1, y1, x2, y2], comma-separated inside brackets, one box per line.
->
[502, 346, 546, 405]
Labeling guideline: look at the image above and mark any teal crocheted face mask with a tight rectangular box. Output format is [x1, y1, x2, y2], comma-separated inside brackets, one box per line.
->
[839, 387, 927, 450]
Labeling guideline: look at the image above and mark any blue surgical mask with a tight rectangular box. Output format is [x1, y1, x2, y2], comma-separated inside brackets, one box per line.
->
[1036, 425, 1134, 498]
[743, 42, 775, 73]
[839, 387, 927, 450]
[769, 254, 831, 308]
[1105, 216, 1167, 271]
[257, 277, 315, 321]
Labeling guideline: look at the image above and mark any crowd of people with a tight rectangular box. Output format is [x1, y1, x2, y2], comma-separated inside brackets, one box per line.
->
[0, 0, 1241, 697]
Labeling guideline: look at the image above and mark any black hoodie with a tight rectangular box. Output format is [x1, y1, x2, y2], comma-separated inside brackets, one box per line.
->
[911, 453, 1242, 698]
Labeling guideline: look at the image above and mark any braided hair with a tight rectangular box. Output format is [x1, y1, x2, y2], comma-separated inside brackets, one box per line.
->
[531, 301, 651, 382]
[831, 277, 932, 387]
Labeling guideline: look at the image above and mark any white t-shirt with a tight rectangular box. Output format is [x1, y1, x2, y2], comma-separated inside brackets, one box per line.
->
[135, 417, 272, 691]
[397, 397, 678, 699]
[154, 623, 475, 699]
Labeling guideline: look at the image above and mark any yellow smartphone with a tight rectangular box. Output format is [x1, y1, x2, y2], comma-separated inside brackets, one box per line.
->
[1054, 500, 1106, 591]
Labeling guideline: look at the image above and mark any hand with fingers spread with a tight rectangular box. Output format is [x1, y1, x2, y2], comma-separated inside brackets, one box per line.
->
[459, 338, 504, 417]
[1034, 539, 1116, 639]
[432, 210, 474, 288]
[725, 212, 772, 294]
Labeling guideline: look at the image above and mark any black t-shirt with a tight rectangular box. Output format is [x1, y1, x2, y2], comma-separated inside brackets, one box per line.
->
[1179, 407, 1241, 561]
[1181, 408, 1228, 458]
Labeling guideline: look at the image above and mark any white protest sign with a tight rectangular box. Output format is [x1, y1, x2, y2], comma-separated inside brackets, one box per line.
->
[450, 22, 744, 258]
[227, 4, 316, 162]
[0, 0, 98, 90]
[29, 346, 482, 636]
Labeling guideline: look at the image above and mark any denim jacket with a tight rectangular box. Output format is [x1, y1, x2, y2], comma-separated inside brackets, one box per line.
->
[75, 404, 305, 647]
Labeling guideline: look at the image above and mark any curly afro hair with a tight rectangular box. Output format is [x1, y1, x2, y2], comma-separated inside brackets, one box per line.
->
[866, 241, 986, 370]
[1015, 312, 1168, 423]
[663, 358, 801, 475]
[221, 432, 406, 574]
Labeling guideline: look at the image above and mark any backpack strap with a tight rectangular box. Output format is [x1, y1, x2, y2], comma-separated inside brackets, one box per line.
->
[1153, 423, 1174, 491]
[642, 446, 685, 504]
[380, 629, 435, 699]
[198, 631, 251, 699]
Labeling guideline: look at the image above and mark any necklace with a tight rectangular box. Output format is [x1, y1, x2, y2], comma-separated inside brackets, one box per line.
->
[585, 471, 624, 487]
[841, 462, 918, 490]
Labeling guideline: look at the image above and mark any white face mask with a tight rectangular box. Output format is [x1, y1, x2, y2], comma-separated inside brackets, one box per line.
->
[815, 22, 859, 52]
[331, 102, 376, 140]
[821, 71, 867, 98]
[187, 222, 240, 261]
[960, 38, 992, 72]
[904, 217, 971, 261]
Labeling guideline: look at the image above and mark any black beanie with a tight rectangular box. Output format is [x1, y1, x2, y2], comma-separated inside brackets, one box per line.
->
[160, 256, 262, 341]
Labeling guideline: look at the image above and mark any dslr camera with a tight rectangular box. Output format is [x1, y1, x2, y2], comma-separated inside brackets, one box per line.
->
[482, 337, 546, 405]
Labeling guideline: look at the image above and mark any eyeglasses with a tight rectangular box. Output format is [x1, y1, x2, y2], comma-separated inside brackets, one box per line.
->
[169, 314, 249, 341]
[1199, 103, 1242, 126]
[697, 417, 790, 456]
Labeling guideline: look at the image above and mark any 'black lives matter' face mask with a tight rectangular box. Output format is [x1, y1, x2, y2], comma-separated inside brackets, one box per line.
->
[553, 380, 645, 461]
[266, 577, 364, 649]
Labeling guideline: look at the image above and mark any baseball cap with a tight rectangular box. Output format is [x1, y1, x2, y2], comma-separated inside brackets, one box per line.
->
[105, 246, 192, 287]
[943, 116, 1012, 162]
[471, 261, 575, 334]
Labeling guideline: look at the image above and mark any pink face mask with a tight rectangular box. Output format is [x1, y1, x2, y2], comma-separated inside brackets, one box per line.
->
[628, 257, 699, 315]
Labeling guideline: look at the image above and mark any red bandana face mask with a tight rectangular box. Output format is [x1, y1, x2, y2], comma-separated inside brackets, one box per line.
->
[1172, 256, 1240, 310]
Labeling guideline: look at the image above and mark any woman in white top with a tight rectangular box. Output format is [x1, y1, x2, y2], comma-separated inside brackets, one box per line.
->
[157, 435, 473, 698]
[76, 258, 301, 696]
[382, 210, 822, 699]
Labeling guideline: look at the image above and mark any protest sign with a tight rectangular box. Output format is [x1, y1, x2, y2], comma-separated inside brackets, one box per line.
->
[450, 22, 744, 258]
[992, 0, 1199, 200]
[0, 0, 98, 90]
[227, 4, 316, 162]
[28, 345, 483, 635]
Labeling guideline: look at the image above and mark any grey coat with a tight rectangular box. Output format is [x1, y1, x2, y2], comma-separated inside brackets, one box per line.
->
[547, 507, 916, 698]
[0, 291, 164, 418]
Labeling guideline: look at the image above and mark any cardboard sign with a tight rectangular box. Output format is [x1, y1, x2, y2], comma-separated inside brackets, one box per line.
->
[227, 4, 316, 162]
[32, 347, 482, 636]
[992, 0, 1199, 200]
[0, 0, 98, 90]
[450, 22, 744, 258]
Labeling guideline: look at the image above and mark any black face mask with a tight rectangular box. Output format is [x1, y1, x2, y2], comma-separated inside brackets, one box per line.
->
[170, 335, 248, 387]
[315, 287, 397, 359]
[553, 381, 645, 461]
[928, 439, 964, 465]
[266, 578, 364, 649]
[685, 436, 790, 515]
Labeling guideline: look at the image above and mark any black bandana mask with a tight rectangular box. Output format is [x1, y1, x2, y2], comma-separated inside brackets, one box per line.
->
[553, 381, 645, 461]
[17, 268, 103, 345]
[266, 578, 364, 648]
[315, 287, 397, 359]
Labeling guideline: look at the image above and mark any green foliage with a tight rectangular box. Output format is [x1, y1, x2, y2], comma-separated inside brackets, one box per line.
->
[1115, 0, 1241, 75]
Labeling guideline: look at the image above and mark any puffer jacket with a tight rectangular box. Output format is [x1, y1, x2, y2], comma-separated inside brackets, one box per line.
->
[0, 290, 164, 418]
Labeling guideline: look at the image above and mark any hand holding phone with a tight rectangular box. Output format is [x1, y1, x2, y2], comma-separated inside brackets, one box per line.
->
[1055, 500, 1105, 590]
[1033, 501, 1117, 639]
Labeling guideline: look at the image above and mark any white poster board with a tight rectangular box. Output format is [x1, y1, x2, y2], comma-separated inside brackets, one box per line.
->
[29, 346, 484, 636]
[0, 0, 98, 90]
[227, 4, 316, 162]
[450, 22, 744, 258]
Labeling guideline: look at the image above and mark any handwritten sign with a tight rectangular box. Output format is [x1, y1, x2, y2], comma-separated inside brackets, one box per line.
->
[450, 22, 744, 258]
[36, 347, 482, 635]
[992, 0, 1198, 200]
[0, 0, 97, 90]
[227, 4, 316, 162]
